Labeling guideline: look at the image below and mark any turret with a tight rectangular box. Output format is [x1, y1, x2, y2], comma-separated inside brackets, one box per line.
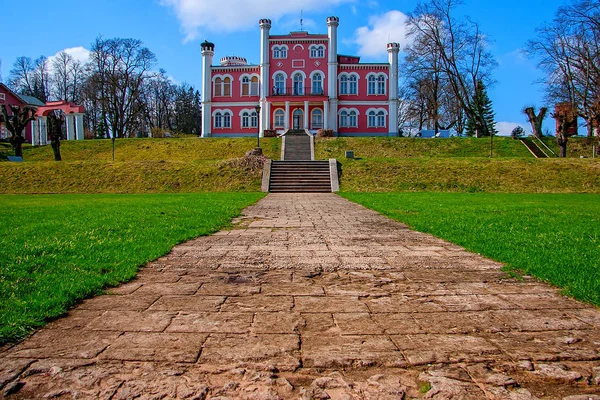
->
[201, 40, 215, 138]
[258, 19, 272, 135]
[387, 42, 400, 136]
[326, 16, 340, 134]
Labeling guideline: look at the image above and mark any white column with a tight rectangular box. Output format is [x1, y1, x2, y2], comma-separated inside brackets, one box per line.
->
[31, 119, 38, 146]
[201, 41, 215, 138]
[284, 101, 290, 130]
[327, 16, 339, 134]
[75, 113, 85, 140]
[38, 116, 47, 145]
[66, 114, 75, 140]
[304, 101, 309, 130]
[323, 100, 329, 130]
[387, 42, 400, 136]
[259, 19, 271, 134]
[266, 102, 271, 130]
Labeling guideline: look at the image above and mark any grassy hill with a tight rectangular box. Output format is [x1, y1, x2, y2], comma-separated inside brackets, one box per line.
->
[1, 136, 599, 194]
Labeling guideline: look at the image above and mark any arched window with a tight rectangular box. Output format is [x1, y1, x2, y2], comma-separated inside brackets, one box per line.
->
[223, 111, 231, 127]
[368, 110, 377, 127]
[223, 77, 231, 96]
[340, 111, 348, 127]
[311, 109, 323, 129]
[251, 111, 258, 127]
[339, 75, 348, 95]
[377, 75, 386, 95]
[274, 73, 285, 95]
[349, 110, 357, 127]
[242, 111, 250, 128]
[377, 110, 386, 127]
[274, 109, 285, 128]
[311, 73, 323, 95]
[293, 73, 304, 95]
[349, 75, 358, 94]
[310, 45, 325, 58]
[368, 75, 377, 95]
[214, 112, 223, 128]
[241, 76, 250, 96]
[214, 77, 223, 96]
[250, 76, 259, 96]
[273, 46, 287, 59]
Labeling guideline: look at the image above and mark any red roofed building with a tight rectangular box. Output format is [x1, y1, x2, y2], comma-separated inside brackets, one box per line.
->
[201, 17, 400, 137]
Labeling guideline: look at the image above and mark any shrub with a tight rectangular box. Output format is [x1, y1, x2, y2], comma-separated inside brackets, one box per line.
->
[316, 129, 334, 137]
[511, 126, 525, 139]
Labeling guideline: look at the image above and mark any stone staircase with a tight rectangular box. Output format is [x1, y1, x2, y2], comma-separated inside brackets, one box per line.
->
[520, 138, 548, 158]
[262, 130, 337, 193]
[283, 130, 312, 161]
[268, 160, 333, 193]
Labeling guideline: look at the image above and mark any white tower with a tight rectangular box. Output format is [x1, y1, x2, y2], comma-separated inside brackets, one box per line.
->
[387, 42, 400, 136]
[259, 19, 272, 136]
[327, 16, 339, 134]
[201, 40, 215, 138]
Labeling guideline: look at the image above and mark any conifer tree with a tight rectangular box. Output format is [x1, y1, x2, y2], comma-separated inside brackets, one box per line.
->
[466, 80, 497, 137]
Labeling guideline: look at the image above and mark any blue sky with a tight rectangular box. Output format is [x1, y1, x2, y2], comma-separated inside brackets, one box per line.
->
[1, 0, 563, 135]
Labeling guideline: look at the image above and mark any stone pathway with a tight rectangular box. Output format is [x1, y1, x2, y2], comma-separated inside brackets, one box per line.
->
[1, 193, 600, 399]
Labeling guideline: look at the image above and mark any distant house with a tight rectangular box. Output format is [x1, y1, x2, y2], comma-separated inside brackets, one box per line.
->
[415, 129, 460, 138]
[0, 83, 45, 142]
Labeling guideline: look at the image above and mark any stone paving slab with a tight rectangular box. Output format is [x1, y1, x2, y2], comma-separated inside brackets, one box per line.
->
[1, 193, 600, 399]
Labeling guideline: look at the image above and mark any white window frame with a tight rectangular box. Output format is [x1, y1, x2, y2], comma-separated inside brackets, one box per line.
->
[213, 109, 232, 129]
[272, 45, 288, 59]
[293, 72, 305, 95]
[311, 108, 323, 129]
[367, 75, 377, 95]
[349, 74, 358, 95]
[339, 108, 359, 128]
[0, 93, 5, 102]
[339, 74, 348, 95]
[274, 109, 285, 128]
[311, 71, 323, 95]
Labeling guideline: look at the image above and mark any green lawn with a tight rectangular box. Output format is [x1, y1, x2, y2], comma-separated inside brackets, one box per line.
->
[0, 192, 265, 344]
[341, 193, 600, 306]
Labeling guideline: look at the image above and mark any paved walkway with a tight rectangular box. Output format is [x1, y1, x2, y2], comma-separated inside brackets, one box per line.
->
[1, 194, 599, 399]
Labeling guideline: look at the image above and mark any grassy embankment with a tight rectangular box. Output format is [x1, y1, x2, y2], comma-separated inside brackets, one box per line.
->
[315, 137, 600, 192]
[0, 137, 281, 193]
[0, 192, 265, 344]
[342, 192, 600, 306]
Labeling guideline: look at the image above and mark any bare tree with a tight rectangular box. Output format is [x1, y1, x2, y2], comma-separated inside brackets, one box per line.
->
[8, 56, 36, 96]
[405, 0, 497, 136]
[87, 37, 157, 138]
[523, 106, 548, 138]
[51, 52, 87, 103]
[527, 0, 600, 137]
[0, 105, 37, 158]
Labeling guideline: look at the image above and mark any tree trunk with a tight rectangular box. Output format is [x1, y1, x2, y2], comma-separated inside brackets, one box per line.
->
[51, 139, 62, 161]
[557, 135, 568, 157]
[9, 136, 25, 158]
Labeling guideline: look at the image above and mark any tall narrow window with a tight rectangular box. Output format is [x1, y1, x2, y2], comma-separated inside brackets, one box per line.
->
[377, 75, 386, 95]
[340, 111, 348, 127]
[242, 111, 250, 128]
[349, 110, 357, 127]
[223, 77, 231, 96]
[250, 76, 259, 96]
[274, 73, 285, 95]
[311, 109, 323, 129]
[251, 111, 258, 127]
[340, 75, 348, 95]
[293, 73, 303, 95]
[223, 112, 231, 128]
[214, 77, 223, 96]
[368, 111, 376, 127]
[214, 112, 223, 128]
[241, 76, 250, 96]
[317, 45, 325, 58]
[349, 75, 358, 94]
[274, 109, 285, 128]
[311, 73, 323, 95]
[377, 111, 386, 127]
[368, 75, 376, 95]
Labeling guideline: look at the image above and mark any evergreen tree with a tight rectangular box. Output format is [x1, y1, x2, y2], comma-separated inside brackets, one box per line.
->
[466, 80, 497, 137]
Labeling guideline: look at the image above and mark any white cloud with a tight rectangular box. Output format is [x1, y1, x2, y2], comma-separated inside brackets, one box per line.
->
[352, 10, 410, 58]
[47, 46, 91, 68]
[496, 121, 529, 137]
[160, 0, 353, 42]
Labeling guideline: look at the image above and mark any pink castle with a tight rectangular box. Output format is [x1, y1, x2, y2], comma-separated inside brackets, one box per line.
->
[201, 17, 400, 137]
